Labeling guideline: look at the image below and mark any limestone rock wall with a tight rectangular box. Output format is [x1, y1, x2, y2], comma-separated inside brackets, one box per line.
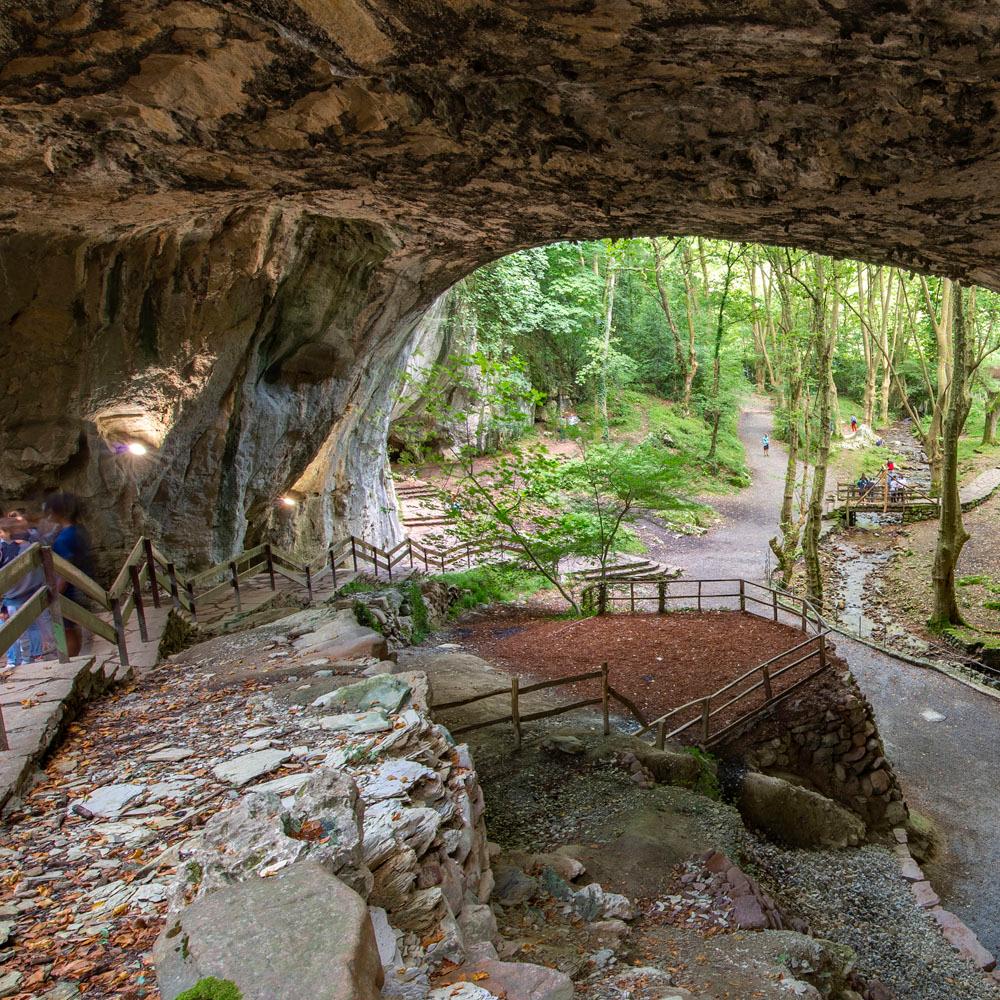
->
[0, 207, 433, 575]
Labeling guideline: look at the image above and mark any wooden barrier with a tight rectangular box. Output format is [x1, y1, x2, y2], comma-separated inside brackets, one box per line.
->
[438, 664, 617, 746]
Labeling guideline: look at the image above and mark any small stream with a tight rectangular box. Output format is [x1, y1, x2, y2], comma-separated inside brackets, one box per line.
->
[826, 536, 895, 641]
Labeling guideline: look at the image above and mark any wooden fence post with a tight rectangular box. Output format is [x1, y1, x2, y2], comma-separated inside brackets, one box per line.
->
[143, 538, 161, 609]
[110, 595, 130, 667]
[658, 581, 666, 614]
[700, 697, 712, 743]
[0, 704, 7, 752]
[467, 543, 472, 568]
[166, 562, 181, 610]
[39, 547, 69, 663]
[598, 583, 607, 616]
[186, 581, 198, 622]
[351, 537, 358, 572]
[697, 580, 702, 612]
[799, 599, 807, 633]
[129, 564, 149, 643]
[630, 581, 635, 612]
[409, 541, 414, 569]
[265, 544, 277, 591]
[329, 548, 338, 591]
[386, 550, 393, 582]
[229, 561, 242, 612]
[761, 663, 773, 700]
[601, 662, 610, 735]
[819, 633, 827, 669]
[772, 589, 778, 621]
[305, 564, 313, 603]
[656, 719, 666, 750]
[511, 676, 521, 749]
[739, 578, 746, 612]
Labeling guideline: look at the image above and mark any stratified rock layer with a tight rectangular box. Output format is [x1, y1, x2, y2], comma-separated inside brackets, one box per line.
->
[5, 3, 1000, 564]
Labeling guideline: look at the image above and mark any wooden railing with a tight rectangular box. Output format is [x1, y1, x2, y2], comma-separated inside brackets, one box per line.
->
[834, 468, 940, 515]
[580, 576, 825, 634]
[433, 662, 648, 748]
[638, 629, 830, 749]
[575, 576, 832, 749]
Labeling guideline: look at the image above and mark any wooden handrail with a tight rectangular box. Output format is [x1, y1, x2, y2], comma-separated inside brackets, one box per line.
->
[0, 543, 41, 594]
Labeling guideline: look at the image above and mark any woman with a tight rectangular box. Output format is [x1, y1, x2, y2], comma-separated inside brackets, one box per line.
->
[43, 493, 93, 656]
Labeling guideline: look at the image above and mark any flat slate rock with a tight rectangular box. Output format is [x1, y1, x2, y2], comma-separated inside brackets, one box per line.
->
[212, 749, 292, 787]
[74, 783, 147, 818]
[146, 747, 193, 763]
[153, 861, 383, 1000]
[319, 710, 392, 734]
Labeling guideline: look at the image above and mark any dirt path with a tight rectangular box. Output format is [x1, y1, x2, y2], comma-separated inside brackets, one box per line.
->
[839, 634, 1000, 956]
[637, 396, 786, 582]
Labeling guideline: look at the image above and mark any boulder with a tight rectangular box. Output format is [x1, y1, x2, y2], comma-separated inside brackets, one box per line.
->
[154, 861, 383, 1000]
[312, 674, 412, 714]
[292, 609, 389, 661]
[438, 960, 573, 1000]
[737, 772, 866, 849]
[629, 746, 714, 790]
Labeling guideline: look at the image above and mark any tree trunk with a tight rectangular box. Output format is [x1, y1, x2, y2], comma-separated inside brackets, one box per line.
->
[803, 258, 837, 606]
[983, 389, 1000, 445]
[931, 286, 973, 628]
[595, 263, 617, 440]
[680, 243, 700, 414]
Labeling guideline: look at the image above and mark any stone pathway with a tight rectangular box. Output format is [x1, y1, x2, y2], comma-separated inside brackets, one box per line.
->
[960, 466, 1000, 509]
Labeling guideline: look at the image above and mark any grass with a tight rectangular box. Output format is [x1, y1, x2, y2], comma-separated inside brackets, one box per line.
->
[435, 564, 552, 612]
[611, 389, 750, 494]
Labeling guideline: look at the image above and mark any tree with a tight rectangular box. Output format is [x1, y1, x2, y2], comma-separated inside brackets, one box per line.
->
[560, 441, 690, 589]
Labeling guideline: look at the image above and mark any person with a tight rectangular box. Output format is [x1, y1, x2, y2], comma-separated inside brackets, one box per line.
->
[856, 474, 871, 496]
[43, 493, 93, 657]
[0, 517, 46, 664]
[850, 415, 858, 433]
[762, 433, 770, 456]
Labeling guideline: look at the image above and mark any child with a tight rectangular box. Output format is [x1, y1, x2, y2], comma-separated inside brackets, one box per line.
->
[762, 433, 770, 456]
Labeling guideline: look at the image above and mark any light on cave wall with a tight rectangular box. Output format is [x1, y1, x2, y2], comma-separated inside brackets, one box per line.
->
[126, 442, 147, 456]
[280, 496, 298, 508]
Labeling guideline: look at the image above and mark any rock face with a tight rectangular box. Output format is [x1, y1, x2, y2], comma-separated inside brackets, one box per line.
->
[5, 4, 1000, 566]
[153, 860, 384, 1000]
[166, 674, 498, 994]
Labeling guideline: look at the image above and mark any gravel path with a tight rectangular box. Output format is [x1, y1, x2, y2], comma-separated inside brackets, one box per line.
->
[841, 633, 1000, 957]
[637, 397, 1000, 965]
[639, 397, 786, 582]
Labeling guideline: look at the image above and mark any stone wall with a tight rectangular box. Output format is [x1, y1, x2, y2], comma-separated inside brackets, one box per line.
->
[162, 673, 497, 998]
[717, 655, 907, 832]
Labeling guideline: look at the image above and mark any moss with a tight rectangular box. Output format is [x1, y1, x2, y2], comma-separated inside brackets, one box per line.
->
[682, 746, 721, 800]
[185, 861, 203, 886]
[157, 609, 206, 658]
[175, 978, 243, 1000]
[352, 599, 383, 634]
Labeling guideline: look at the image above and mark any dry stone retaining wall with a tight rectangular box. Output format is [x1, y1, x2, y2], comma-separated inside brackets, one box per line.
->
[718, 656, 907, 832]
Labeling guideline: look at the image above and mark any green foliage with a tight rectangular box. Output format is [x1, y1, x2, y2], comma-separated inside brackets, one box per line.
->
[436, 565, 551, 611]
[175, 978, 242, 1000]
[682, 746, 722, 800]
[403, 580, 432, 643]
[352, 599, 382, 634]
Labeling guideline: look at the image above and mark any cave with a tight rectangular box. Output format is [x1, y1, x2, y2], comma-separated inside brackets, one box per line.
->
[3, 1, 1000, 573]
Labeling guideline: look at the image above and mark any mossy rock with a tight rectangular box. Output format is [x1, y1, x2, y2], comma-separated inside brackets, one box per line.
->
[175, 978, 242, 1000]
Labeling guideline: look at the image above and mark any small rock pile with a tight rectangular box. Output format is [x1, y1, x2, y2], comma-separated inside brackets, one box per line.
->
[335, 578, 460, 648]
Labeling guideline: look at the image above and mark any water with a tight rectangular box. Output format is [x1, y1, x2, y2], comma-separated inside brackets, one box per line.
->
[830, 538, 893, 640]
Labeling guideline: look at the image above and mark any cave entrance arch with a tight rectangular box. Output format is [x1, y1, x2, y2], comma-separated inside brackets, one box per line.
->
[2, 2, 998, 571]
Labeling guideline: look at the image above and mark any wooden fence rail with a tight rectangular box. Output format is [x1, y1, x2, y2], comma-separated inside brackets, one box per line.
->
[438, 663, 614, 749]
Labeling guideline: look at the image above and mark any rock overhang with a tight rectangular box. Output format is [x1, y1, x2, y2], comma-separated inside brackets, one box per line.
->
[4, 1, 1000, 565]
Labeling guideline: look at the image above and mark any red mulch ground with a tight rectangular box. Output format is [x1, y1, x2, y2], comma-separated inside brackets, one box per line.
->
[456, 610, 820, 739]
